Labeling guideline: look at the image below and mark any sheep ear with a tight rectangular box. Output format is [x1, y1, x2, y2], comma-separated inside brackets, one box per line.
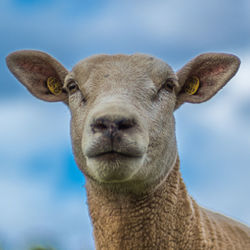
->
[175, 53, 240, 109]
[6, 50, 68, 102]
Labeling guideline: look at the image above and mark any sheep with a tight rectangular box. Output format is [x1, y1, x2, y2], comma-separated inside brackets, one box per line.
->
[6, 50, 250, 250]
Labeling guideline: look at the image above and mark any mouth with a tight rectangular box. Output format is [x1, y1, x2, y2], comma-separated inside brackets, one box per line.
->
[88, 150, 143, 160]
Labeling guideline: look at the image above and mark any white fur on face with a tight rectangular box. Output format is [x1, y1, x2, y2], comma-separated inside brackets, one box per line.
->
[68, 54, 178, 191]
[82, 96, 149, 182]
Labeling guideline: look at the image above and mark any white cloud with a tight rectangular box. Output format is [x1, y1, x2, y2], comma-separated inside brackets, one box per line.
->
[1, 0, 250, 57]
[72, 0, 250, 50]
[0, 98, 70, 158]
[0, 175, 94, 250]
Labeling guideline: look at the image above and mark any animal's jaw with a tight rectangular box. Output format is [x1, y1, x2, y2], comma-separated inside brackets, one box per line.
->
[85, 152, 146, 183]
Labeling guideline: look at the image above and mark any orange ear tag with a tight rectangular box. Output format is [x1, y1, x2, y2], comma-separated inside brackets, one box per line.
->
[47, 77, 62, 95]
[184, 76, 200, 95]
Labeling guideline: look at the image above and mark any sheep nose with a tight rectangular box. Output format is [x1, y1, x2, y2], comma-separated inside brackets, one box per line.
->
[91, 117, 135, 137]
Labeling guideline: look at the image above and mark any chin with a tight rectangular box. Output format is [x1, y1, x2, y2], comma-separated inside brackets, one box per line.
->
[86, 154, 145, 183]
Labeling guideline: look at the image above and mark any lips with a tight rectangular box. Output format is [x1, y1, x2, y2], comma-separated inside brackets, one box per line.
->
[87, 149, 143, 159]
[85, 141, 145, 159]
[84, 133, 147, 161]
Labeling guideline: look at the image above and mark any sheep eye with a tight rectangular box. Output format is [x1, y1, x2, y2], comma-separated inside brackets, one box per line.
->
[67, 81, 79, 94]
[153, 78, 176, 100]
[163, 79, 175, 92]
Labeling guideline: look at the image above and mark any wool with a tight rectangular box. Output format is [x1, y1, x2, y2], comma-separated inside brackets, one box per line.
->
[87, 157, 250, 250]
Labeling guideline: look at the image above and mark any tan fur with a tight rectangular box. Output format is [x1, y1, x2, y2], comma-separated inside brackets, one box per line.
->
[6, 50, 250, 249]
[87, 157, 250, 250]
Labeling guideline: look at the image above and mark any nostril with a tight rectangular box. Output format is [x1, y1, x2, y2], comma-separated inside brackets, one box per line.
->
[117, 119, 135, 130]
[95, 123, 107, 130]
[92, 119, 108, 132]
[91, 117, 136, 134]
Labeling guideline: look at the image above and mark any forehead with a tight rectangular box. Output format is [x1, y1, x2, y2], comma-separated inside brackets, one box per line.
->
[69, 54, 175, 88]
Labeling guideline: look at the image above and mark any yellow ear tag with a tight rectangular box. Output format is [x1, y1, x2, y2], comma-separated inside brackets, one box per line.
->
[47, 77, 62, 96]
[184, 76, 200, 95]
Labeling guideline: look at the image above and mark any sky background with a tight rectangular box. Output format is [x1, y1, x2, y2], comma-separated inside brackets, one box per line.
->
[1, 0, 250, 249]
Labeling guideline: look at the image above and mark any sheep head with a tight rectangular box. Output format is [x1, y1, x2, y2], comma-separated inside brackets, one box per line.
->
[6, 51, 240, 193]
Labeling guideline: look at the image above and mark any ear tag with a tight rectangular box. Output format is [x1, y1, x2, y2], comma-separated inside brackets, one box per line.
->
[184, 76, 200, 95]
[47, 77, 62, 95]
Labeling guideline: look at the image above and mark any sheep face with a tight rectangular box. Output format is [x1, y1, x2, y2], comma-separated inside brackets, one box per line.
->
[6, 50, 240, 193]
[67, 54, 178, 189]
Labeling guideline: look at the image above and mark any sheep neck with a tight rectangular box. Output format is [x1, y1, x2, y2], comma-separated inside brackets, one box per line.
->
[86, 157, 200, 250]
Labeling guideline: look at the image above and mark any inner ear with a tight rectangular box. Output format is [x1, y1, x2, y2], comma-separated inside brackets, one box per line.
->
[6, 50, 68, 102]
[175, 53, 240, 109]
[179, 58, 236, 101]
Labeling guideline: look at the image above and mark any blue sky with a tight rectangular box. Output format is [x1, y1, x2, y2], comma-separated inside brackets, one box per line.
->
[1, 0, 250, 249]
